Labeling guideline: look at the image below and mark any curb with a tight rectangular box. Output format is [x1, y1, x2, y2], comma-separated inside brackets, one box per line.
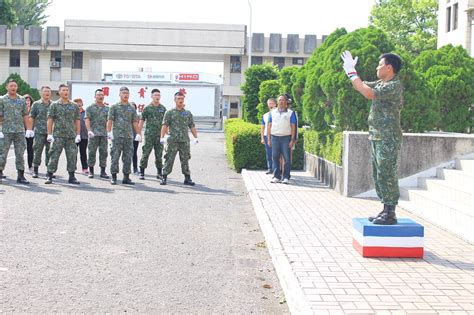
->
[241, 169, 312, 315]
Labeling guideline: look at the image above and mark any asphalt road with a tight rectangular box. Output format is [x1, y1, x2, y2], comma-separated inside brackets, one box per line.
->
[0, 132, 288, 313]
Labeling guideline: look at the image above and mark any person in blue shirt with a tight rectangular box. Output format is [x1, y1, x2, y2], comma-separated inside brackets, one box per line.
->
[260, 98, 276, 174]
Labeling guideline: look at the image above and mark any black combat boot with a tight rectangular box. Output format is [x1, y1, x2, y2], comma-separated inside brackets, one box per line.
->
[157, 167, 163, 179]
[111, 173, 117, 185]
[45, 172, 54, 184]
[68, 172, 80, 185]
[184, 175, 195, 186]
[32, 166, 39, 178]
[17, 170, 30, 184]
[0, 170, 5, 178]
[373, 205, 398, 225]
[100, 167, 109, 179]
[160, 174, 167, 185]
[368, 204, 388, 222]
[139, 167, 145, 180]
[88, 166, 94, 178]
[122, 173, 135, 185]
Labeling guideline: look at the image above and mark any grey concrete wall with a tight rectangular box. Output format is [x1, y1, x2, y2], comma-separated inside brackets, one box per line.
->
[305, 153, 344, 194]
[342, 131, 474, 197]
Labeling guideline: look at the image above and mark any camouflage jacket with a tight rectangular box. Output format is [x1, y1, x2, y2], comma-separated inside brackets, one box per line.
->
[29, 100, 51, 135]
[162, 108, 195, 143]
[364, 76, 403, 142]
[108, 102, 138, 139]
[0, 94, 27, 133]
[86, 103, 109, 137]
[48, 100, 80, 139]
[141, 103, 166, 136]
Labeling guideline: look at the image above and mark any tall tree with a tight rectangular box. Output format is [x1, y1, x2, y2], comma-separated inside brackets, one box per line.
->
[369, 0, 438, 55]
[0, 0, 18, 27]
[0, 0, 51, 27]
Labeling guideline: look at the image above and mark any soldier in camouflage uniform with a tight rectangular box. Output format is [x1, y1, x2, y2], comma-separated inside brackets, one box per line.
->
[138, 88, 167, 180]
[159, 92, 198, 186]
[86, 89, 110, 179]
[0, 79, 34, 184]
[107, 86, 141, 185]
[29, 86, 52, 178]
[342, 51, 403, 225]
[45, 84, 82, 185]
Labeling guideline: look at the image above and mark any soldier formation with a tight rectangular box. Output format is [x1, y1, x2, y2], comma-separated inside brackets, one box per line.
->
[0, 81, 199, 187]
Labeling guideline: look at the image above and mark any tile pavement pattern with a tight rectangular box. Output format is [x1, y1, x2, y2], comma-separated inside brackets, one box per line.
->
[242, 170, 474, 315]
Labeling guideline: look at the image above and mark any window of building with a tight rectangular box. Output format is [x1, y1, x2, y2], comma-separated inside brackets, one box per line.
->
[28, 50, 39, 68]
[230, 56, 241, 73]
[230, 102, 238, 109]
[292, 58, 304, 65]
[446, 6, 452, 32]
[9, 50, 20, 67]
[251, 56, 263, 65]
[51, 51, 61, 62]
[453, 3, 458, 30]
[274, 57, 285, 69]
[72, 51, 83, 69]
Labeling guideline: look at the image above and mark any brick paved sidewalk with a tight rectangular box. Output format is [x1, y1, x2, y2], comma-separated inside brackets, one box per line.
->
[242, 170, 474, 315]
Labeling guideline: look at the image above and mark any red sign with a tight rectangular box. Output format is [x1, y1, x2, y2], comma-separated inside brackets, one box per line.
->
[178, 73, 200, 81]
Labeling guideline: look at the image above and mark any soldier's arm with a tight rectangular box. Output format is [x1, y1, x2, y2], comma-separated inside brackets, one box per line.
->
[23, 115, 32, 130]
[350, 78, 375, 100]
[133, 120, 140, 134]
[47, 118, 54, 135]
[107, 119, 113, 133]
[75, 119, 80, 136]
[85, 117, 91, 132]
[160, 124, 169, 139]
[138, 119, 145, 133]
[190, 127, 197, 139]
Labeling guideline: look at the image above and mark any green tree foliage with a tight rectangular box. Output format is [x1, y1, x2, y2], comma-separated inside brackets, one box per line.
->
[279, 66, 303, 125]
[241, 63, 278, 124]
[0, 0, 51, 27]
[256, 79, 281, 123]
[414, 45, 474, 133]
[0, 73, 41, 100]
[369, 0, 438, 55]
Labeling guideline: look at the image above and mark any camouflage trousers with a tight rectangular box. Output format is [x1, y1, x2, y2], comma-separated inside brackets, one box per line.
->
[88, 136, 108, 168]
[110, 137, 133, 175]
[371, 139, 401, 206]
[163, 141, 191, 176]
[139, 134, 163, 169]
[32, 133, 51, 167]
[47, 137, 78, 173]
[0, 132, 26, 171]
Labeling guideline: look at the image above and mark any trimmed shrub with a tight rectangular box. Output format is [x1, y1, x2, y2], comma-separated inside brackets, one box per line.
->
[303, 130, 343, 166]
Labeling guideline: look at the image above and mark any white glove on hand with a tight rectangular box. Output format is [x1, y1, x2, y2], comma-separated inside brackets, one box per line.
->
[134, 134, 142, 142]
[88, 131, 95, 138]
[341, 50, 359, 81]
[0, 132, 4, 139]
[160, 137, 166, 145]
[47, 134, 54, 143]
[25, 130, 35, 138]
[193, 138, 199, 145]
[107, 132, 114, 140]
[75, 135, 81, 144]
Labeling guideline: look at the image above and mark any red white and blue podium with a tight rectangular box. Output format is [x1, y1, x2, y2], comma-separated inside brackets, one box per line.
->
[352, 218, 424, 258]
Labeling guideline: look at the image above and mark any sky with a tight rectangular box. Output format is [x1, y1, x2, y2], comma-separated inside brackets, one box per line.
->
[44, 0, 376, 75]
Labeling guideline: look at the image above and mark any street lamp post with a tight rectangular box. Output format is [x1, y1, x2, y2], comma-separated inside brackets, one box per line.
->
[247, 0, 252, 69]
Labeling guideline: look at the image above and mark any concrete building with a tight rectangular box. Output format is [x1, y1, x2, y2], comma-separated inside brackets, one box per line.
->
[0, 20, 323, 119]
[437, 0, 474, 56]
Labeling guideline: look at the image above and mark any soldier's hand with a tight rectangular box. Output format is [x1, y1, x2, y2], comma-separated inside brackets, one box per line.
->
[88, 131, 95, 138]
[341, 50, 359, 80]
[47, 134, 54, 143]
[107, 132, 114, 140]
[134, 134, 142, 142]
[193, 138, 199, 145]
[75, 135, 81, 144]
[0, 132, 4, 139]
[25, 130, 35, 138]
[160, 137, 166, 145]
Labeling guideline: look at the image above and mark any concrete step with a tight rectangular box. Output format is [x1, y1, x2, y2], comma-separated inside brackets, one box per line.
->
[455, 158, 474, 174]
[436, 168, 474, 188]
[418, 177, 474, 207]
[400, 187, 473, 242]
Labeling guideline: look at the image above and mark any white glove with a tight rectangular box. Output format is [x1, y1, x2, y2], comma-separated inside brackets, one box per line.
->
[193, 138, 199, 145]
[0, 132, 4, 139]
[134, 134, 142, 142]
[107, 132, 114, 140]
[75, 135, 81, 143]
[160, 137, 166, 145]
[88, 131, 95, 138]
[25, 130, 35, 138]
[47, 134, 54, 143]
[341, 50, 359, 81]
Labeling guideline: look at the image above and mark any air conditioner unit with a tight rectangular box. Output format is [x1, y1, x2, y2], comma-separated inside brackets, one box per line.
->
[50, 61, 61, 68]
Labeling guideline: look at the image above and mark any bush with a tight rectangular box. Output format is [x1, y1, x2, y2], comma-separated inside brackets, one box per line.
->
[303, 130, 343, 166]
[224, 119, 304, 172]
[0, 73, 40, 100]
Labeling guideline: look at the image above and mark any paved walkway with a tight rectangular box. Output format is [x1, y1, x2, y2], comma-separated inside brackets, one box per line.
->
[242, 170, 474, 314]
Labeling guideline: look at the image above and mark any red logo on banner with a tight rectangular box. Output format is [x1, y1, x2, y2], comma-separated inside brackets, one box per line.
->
[138, 104, 145, 112]
[102, 87, 110, 96]
[179, 88, 187, 95]
[138, 87, 146, 98]
[178, 73, 199, 81]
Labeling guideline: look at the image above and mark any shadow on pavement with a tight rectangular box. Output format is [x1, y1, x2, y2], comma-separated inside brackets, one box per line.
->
[0, 180, 62, 194]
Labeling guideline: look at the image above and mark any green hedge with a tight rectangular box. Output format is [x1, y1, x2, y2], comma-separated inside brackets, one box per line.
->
[224, 118, 304, 172]
[303, 130, 343, 166]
